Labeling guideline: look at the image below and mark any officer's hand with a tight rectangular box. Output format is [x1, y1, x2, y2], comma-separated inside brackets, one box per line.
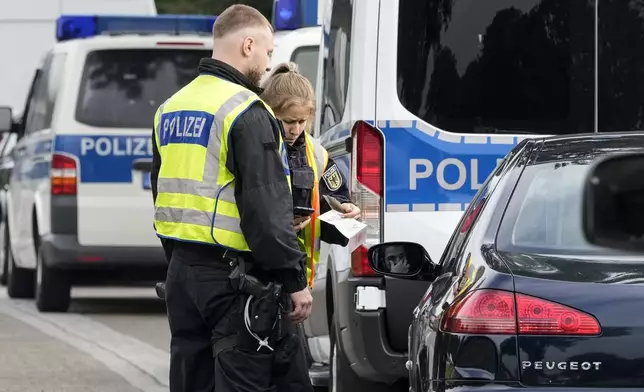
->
[289, 287, 313, 323]
[293, 216, 311, 232]
[340, 203, 361, 219]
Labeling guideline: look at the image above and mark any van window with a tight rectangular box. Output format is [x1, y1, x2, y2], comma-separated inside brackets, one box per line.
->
[76, 49, 209, 129]
[24, 53, 67, 134]
[397, 0, 595, 135]
[320, 0, 352, 134]
[291, 45, 319, 91]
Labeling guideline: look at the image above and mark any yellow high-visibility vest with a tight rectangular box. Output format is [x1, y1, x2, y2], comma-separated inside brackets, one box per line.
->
[153, 75, 291, 250]
[301, 133, 329, 288]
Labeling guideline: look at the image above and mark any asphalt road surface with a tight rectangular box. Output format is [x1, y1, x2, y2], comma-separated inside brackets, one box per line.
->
[0, 286, 170, 392]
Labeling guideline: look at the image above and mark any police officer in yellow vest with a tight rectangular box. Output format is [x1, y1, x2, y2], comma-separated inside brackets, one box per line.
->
[150, 6, 313, 392]
[260, 63, 360, 392]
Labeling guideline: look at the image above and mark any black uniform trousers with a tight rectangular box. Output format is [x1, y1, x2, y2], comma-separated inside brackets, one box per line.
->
[165, 254, 314, 392]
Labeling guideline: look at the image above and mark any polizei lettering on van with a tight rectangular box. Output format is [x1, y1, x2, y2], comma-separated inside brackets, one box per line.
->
[80, 137, 152, 157]
[54, 135, 153, 183]
[380, 122, 520, 211]
[409, 158, 505, 191]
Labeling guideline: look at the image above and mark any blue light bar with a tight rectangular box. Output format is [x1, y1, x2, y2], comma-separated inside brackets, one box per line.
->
[56, 14, 217, 42]
[272, 0, 318, 31]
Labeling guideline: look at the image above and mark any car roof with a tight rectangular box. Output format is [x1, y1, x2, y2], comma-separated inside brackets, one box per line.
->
[531, 132, 644, 165]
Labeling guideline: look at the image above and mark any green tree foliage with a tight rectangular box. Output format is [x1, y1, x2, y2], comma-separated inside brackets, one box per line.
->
[155, 0, 273, 20]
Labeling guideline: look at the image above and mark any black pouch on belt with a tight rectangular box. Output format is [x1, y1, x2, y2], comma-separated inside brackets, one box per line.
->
[272, 332, 301, 376]
[248, 283, 282, 336]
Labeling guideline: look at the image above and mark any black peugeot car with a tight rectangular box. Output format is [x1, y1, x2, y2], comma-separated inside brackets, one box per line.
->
[368, 133, 644, 391]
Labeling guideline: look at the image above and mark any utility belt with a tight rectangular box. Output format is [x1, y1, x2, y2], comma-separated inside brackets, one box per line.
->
[155, 245, 300, 375]
[215, 250, 300, 377]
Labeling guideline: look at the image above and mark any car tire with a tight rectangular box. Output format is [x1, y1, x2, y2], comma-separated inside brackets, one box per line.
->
[35, 244, 70, 312]
[328, 319, 391, 392]
[6, 231, 35, 299]
[0, 218, 8, 286]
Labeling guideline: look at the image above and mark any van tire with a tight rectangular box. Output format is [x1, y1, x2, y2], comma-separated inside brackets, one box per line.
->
[329, 319, 390, 392]
[35, 244, 70, 313]
[6, 232, 35, 299]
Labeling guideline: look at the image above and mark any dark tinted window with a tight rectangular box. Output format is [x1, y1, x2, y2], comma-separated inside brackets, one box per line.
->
[291, 46, 319, 91]
[598, 1, 644, 132]
[76, 49, 209, 128]
[24, 53, 67, 134]
[397, 0, 595, 135]
[497, 138, 644, 255]
[320, 0, 352, 133]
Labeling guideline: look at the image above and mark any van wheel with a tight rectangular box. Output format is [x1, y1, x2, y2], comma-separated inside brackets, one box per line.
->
[6, 233, 35, 298]
[35, 245, 70, 312]
[329, 319, 390, 392]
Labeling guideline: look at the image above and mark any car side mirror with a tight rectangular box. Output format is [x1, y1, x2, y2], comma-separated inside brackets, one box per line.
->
[368, 241, 434, 280]
[0, 106, 12, 133]
[583, 153, 644, 252]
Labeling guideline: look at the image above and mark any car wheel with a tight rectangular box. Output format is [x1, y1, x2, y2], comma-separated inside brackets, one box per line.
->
[328, 318, 391, 392]
[35, 244, 71, 312]
[0, 218, 7, 286]
[6, 231, 35, 299]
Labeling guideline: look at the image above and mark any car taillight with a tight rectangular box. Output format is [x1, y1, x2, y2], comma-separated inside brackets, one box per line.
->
[51, 153, 77, 195]
[441, 289, 601, 336]
[516, 293, 601, 335]
[350, 121, 384, 277]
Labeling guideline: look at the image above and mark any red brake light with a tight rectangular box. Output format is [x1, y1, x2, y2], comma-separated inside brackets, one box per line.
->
[353, 121, 383, 196]
[51, 153, 77, 195]
[516, 294, 601, 335]
[350, 121, 384, 277]
[442, 290, 516, 334]
[351, 245, 378, 277]
[442, 289, 601, 336]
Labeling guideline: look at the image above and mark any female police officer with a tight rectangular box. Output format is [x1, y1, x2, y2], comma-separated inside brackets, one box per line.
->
[260, 62, 360, 392]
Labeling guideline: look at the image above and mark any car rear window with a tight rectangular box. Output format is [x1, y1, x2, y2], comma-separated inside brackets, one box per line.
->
[76, 49, 210, 129]
[497, 160, 622, 256]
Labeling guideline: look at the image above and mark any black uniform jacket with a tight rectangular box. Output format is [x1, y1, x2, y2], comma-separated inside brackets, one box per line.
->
[286, 133, 351, 214]
[151, 58, 307, 293]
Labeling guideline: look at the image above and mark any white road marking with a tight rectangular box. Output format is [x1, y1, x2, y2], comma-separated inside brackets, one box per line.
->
[0, 289, 169, 392]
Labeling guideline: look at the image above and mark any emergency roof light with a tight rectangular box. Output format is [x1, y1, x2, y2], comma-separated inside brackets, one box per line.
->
[272, 0, 318, 31]
[56, 14, 218, 42]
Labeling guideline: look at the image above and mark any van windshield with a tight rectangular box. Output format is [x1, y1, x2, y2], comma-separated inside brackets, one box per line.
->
[76, 49, 210, 129]
[397, 0, 644, 134]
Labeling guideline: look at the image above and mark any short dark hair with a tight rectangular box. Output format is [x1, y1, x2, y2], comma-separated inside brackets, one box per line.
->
[212, 4, 273, 39]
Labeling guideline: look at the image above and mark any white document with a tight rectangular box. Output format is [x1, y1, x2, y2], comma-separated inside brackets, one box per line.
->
[318, 210, 368, 252]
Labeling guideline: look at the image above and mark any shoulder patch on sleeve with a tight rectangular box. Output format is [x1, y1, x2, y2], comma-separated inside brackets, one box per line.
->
[322, 164, 342, 192]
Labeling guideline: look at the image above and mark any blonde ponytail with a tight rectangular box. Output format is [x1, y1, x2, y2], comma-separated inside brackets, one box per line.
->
[260, 61, 315, 120]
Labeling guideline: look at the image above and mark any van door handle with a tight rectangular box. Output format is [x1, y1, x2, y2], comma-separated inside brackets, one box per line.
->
[132, 159, 152, 172]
